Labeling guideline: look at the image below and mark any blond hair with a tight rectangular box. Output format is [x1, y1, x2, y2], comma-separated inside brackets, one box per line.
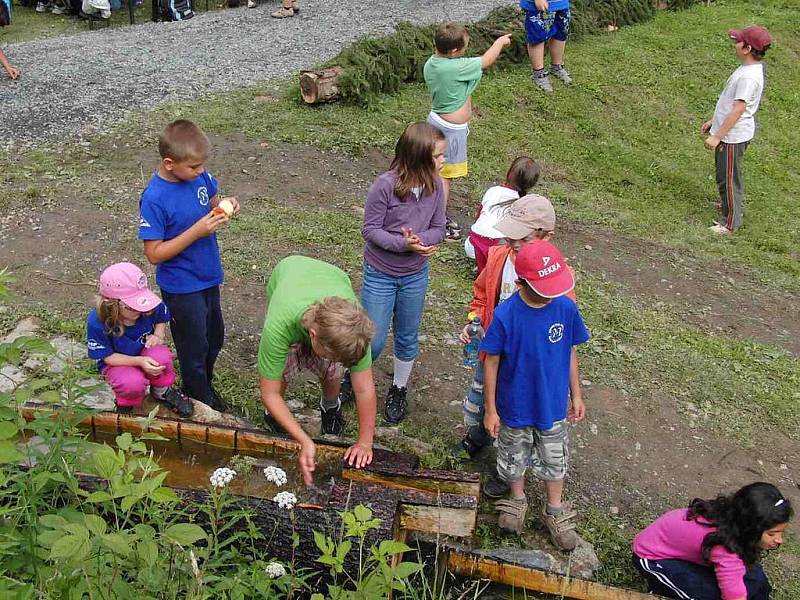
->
[302, 297, 374, 368]
[158, 119, 210, 162]
[95, 296, 126, 337]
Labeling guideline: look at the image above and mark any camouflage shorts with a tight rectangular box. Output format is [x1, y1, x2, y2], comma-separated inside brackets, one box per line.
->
[496, 419, 569, 482]
[282, 343, 342, 383]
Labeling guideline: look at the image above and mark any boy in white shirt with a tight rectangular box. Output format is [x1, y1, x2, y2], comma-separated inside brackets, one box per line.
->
[702, 25, 771, 235]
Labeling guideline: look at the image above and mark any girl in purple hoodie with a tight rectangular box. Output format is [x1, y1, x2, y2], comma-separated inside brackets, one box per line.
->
[358, 122, 447, 425]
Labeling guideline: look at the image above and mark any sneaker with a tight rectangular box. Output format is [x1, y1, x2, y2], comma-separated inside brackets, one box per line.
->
[209, 388, 228, 413]
[483, 469, 511, 499]
[531, 71, 554, 93]
[452, 433, 481, 460]
[383, 385, 408, 424]
[155, 387, 194, 418]
[338, 371, 355, 405]
[263, 411, 288, 436]
[320, 402, 345, 436]
[246, 0, 256, 7]
[51, 2, 67, 14]
[709, 224, 733, 235]
[541, 503, 579, 551]
[270, 5, 293, 17]
[550, 64, 572, 84]
[35, 1, 51, 12]
[445, 226, 462, 242]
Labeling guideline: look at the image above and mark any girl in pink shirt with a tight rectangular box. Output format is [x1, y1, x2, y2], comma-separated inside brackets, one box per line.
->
[632, 482, 792, 600]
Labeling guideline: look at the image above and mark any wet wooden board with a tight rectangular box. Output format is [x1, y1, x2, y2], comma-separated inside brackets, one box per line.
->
[447, 550, 669, 600]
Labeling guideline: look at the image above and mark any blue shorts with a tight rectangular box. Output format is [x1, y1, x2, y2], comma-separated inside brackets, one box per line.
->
[525, 9, 571, 45]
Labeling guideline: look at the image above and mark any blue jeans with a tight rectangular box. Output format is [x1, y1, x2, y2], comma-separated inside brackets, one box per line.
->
[360, 262, 429, 362]
[161, 286, 224, 405]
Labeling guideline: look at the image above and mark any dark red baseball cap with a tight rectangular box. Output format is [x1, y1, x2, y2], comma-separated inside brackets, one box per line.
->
[729, 25, 772, 52]
[514, 240, 574, 299]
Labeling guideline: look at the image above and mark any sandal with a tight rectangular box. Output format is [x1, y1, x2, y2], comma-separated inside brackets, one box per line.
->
[271, 5, 293, 17]
[496, 498, 528, 534]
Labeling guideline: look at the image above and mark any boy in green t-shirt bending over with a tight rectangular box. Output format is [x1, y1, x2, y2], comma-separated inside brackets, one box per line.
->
[257, 255, 377, 485]
[424, 22, 512, 240]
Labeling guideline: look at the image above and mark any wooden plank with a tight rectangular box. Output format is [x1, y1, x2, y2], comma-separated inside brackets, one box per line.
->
[342, 468, 481, 498]
[399, 504, 476, 539]
[447, 551, 667, 600]
[118, 415, 146, 435]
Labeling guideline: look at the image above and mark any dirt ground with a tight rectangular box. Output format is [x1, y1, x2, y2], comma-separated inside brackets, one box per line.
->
[2, 132, 798, 548]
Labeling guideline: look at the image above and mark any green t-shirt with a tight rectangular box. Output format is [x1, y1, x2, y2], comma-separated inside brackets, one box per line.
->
[423, 55, 483, 114]
[257, 255, 372, 380]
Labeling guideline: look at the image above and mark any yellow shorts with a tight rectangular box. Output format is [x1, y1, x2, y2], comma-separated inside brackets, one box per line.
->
[440, 162, 468, 179]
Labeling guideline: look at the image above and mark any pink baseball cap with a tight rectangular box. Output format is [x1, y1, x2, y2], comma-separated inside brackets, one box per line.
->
[99, 262, 161, 312]
[514, 240, 574, 299]
[729, 25, 772, 52]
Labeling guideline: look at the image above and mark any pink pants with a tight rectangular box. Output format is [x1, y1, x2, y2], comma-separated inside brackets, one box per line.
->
[102, 345, 176, 407]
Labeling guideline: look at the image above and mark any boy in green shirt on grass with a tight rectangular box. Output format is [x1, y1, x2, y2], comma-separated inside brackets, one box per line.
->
[257, 255, 377, 485]
[423, 22, 512, 240]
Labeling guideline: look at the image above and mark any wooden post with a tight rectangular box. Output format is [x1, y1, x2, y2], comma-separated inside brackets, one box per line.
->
[300, 67, 344, 104]
[446, 550, 669, 600]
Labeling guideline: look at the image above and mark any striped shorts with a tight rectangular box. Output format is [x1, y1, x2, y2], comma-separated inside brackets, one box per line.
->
[496, 419, 569, 482]
[282, 343, 342, 383]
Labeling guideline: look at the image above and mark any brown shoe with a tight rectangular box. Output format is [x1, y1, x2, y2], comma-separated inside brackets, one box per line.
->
[541, 503, 578, 551]
[496, 498, 528, 534]
[271, 5, 293, 17]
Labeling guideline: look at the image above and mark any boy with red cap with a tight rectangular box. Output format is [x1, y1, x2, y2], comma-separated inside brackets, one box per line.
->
[480, 240, 588, 550]
[702, 25, 772, 235]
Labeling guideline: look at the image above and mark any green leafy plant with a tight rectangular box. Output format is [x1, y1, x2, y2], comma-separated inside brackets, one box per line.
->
[313, 504, 423, 599]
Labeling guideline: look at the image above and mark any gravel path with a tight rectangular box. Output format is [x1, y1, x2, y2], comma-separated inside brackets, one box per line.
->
[1, 0, 514, 148]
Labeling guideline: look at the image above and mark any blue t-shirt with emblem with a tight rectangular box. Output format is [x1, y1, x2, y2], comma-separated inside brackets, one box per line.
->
[86, 303, 171, 371]
[138, 171, 223, 294]
[480, 293, 589, 429]
[520, 0, 570, 13]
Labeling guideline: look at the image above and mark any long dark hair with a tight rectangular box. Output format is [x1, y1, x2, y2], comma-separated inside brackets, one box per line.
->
[687, 482, 792, 566]
[391, 122, 445, 200]
[505, 156, 541, 196]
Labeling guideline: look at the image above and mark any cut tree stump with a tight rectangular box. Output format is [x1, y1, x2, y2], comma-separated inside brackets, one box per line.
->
[300, 66, 344, 104]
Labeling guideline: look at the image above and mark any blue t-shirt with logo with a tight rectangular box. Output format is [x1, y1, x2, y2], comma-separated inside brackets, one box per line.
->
[86, 303, 170, 371]
[138, 172, 223, 294]
[480, 293, 589, 429]
[520, 0, 570, 13]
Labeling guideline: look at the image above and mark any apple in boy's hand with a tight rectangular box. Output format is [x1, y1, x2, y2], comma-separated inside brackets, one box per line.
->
[213, 199, 235, 217]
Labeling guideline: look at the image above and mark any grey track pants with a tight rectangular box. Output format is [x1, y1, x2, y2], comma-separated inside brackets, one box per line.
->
[714, 140, 749, 231]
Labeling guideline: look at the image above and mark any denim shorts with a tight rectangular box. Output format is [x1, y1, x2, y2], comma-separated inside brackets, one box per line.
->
[496, 419, 569, 481]
[525, 9, 571, 45]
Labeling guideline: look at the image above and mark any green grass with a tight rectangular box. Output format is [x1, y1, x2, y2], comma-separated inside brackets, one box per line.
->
[139, 0, 800, 289]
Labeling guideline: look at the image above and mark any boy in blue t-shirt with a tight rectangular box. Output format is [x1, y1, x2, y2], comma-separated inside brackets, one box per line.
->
[481, 240, 589, 550]
[139, 119, 240, 412]
[520, 0, 572, 93]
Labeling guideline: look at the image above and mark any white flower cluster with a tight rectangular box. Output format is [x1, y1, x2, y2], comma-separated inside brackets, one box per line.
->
[209, 467, 236, 489]
[264, 562, 286, 579]
[263, 466, 287, 487]
[273, 491, 297, 510]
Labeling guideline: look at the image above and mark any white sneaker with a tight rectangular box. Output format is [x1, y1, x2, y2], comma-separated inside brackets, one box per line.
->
[709, 224, 732, 235]
[247, 0, 256, 7]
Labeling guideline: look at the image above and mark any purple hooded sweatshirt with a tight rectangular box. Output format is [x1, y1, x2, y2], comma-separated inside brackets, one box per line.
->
[362, 170, 447, 277]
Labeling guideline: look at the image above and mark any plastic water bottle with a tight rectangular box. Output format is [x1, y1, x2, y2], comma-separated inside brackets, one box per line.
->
[462, 315, 484, 368]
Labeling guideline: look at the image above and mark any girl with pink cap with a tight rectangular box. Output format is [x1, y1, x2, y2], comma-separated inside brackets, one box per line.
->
[87, 262, 193, 417]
